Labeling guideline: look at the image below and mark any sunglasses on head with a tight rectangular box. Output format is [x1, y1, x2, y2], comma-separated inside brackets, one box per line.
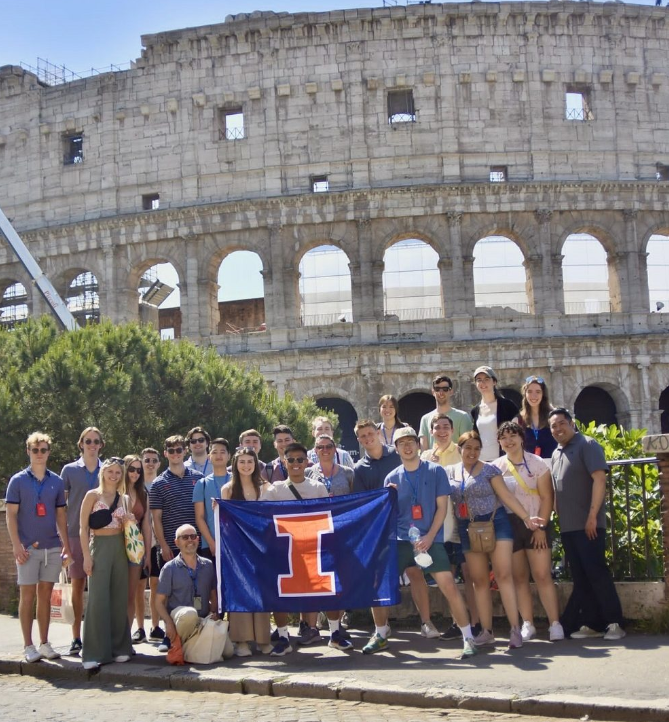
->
[127, 465, 142, 474]
[108, 457, 125, 465]
[178, 533, 199, 541]
[30, 447, 49, 454]
[84, 438, 102, 445]
[166, 447, 184, 455]
[286, 456, 307, 464]
[525, 376, 545, 385]
[189, 437, 206, 444]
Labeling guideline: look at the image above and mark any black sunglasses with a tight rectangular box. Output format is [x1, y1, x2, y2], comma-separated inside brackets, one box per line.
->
[286, 456, 307, 464]
[178, 533, 199, 541]
[189, 437, 207, 444]
[84, 438, 102, 445]
[166, 447, 184, 454]
[127, 465, 142, 474]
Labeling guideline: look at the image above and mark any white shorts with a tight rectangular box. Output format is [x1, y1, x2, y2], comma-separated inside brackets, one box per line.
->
[17, 546, 62, 585]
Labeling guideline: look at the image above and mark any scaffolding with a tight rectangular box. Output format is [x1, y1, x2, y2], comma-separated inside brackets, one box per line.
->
[19, 57, 131, 87]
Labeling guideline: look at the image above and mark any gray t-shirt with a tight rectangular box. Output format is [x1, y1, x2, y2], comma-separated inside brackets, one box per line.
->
[61, 458, 101, 537]
[419, 407, 473, 448]
[157, 553, 215, 616]
[551, 432, 608, 533]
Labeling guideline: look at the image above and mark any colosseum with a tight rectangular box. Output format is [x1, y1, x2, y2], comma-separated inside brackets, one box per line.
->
[1, 1, 668, 448]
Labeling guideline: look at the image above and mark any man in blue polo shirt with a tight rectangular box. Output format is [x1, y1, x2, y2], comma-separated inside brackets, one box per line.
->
[352, 419, 401, 492]
[193, 437, 231, 560]
[6, 432, 71, 663]
[150, 435, 203, 570]
[363, 427, 477, 659]
[61, 426, 104, 655]
[155, 524, 218, 653]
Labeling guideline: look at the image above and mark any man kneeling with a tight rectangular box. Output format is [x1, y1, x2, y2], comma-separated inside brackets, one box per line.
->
[155, 524, 217, 653]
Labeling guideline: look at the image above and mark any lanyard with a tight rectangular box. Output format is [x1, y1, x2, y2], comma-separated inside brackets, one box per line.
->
[381, 425, 393, 445]
[319, 464, 335, 493]
[185, 561, 199, 596]
[506, 457, 539, 496]
[404, 464, 423, 504]
[30, 472, 47, 503]
[279, 460, 287, 479]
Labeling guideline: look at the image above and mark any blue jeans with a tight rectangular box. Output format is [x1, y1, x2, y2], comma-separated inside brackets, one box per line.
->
[560, 529, 623, 635]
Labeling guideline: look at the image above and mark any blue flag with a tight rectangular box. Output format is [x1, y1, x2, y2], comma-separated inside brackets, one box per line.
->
[215, 488, 399, 613]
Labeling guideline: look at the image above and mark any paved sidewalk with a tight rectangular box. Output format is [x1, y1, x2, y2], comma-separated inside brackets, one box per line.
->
[1, 614, 668, 721]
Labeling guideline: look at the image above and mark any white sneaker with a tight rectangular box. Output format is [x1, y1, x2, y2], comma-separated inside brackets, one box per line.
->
[24, 644, 42, 663]
[520, 621, 536, 641]
[420, 621, 440, 639]
[83, 660, 101, 670]
[259, 643, 273, 655]
[113, 655, 130, 663]
[603, 623, 626, 641]
[570, 625, 604, 639]
[37, 642, 60, 660]
[549, 621, 565, 641]
[235, 642, 252, 657]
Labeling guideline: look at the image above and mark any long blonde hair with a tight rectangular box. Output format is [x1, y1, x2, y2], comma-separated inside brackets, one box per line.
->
[97, 458, 126, 495]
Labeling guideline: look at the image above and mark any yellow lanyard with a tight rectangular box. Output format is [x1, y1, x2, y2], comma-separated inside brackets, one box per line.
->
[506, 458, 539, 496]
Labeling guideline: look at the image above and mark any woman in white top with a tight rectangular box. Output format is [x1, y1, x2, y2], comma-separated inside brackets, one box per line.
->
[471, 366, 518, 461]
[495, 422, 564, 642]
[377, 394, 407, 445]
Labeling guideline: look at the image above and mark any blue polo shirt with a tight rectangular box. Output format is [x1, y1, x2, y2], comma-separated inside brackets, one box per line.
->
[192, 473, 230, 549]
[61, 457, 101, 537]
[353, 445, 401, 493]
[384, 460, 451, 542]
[149, 467, 203, 553]
[157, 553, 215, 616]
[5, 467, 66, 549]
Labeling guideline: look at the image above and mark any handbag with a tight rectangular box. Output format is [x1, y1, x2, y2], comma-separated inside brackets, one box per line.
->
[122, 495, 145, 564]
[462, 472, 497, 554]
[182, 615, 232, 664]
[50, 569, 75, 625]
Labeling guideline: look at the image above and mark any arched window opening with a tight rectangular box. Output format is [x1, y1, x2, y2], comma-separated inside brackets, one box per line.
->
[299, 245, 352, 326]
[315, 397, 359, 460]
[398, 391, 434, 433]
[382, 239, 442, 320]
[473, 236, 530, 313]
[647, 234, 669, 313]
[0, 282, 29, 329]
[562, 234, 611, 314]
[575, 386, 618, 428]
[217, 251, 266, 333]
[67, 272, 100, 324]
[138, 263, 179, 339]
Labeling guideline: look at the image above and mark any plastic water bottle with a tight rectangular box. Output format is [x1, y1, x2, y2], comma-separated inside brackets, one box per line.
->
[408, 525, 433, 568]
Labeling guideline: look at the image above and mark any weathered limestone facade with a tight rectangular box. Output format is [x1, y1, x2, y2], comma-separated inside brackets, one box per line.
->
[1, 2, 668, 430]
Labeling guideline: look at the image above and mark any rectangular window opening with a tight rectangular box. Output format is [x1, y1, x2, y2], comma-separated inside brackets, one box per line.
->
[142, 193, 160, 211]
[311, 175, 329, 193]
[388, 89, 416, 124]
[657, 164, 669, 181]
[565, 87, 594, 121]
[490, 166, 508, 183]
[218, 107, 245, 140]
[160, 327, 175, 341]
[63, 133, 83, 165]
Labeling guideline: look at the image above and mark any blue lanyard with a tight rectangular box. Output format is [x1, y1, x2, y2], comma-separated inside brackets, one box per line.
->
[320, 465, 335, 494]
[403, 464, 423, 504]
[186, 561, 199, 596]
[279, 460, 287, 479]
[381, 425, 393, 445]
[530, 426, 540, 442]
[30, 472, 47, 503]
[518, 452, 534, 477]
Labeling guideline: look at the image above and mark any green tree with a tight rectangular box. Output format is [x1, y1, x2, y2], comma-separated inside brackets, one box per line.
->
[0, 318, 323, 487]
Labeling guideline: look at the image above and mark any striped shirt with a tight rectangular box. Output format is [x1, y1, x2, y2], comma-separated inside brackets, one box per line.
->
[149, 467, 203, 553]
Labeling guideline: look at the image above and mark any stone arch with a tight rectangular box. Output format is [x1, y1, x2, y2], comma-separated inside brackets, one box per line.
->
[644, 231, 669, 313]
[462, 223, 535, 260]
[398, 390, 435, 433]
[129, 257, 184, 338]
[382, 236, 443, 320]
[60, 268, 101, 325]
[500, 386, 523, 410]
[213, 247, 267, 334]
[380, 229, 443, 257]
[298, 244, 353, 326]
[569, 380, 630, 428]
[558, 224, 623, 314]
[314, 395, 360, 458]
[471, 235, 533, 314]
[574, 386, 618, 428]
[0, 278, 29, 328]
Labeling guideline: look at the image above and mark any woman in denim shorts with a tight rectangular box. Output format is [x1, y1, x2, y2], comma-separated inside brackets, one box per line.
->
[447, 431, 544, 651]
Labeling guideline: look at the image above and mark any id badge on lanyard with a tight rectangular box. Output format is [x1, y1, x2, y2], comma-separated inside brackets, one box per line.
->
[411, 504, 423, 520]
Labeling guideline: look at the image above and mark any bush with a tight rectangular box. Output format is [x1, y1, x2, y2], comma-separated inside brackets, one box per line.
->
[0, 317, 325, 487]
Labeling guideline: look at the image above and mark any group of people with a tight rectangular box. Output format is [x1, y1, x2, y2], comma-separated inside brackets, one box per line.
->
[6, 365, 626, 669]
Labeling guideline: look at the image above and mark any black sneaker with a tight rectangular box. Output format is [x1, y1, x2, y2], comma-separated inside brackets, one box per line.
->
[157, 638, 171, 653]
[440, 623, 461, 641]
[132, 628, 146, 644]
[271, 628, 280, 643]
[68, 638, 82, 656]
[149, 626, 165, 641]
[472, 622, 483, 638]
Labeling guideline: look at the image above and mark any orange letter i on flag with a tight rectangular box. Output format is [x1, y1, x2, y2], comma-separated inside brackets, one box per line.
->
[274, 512, 335, 597]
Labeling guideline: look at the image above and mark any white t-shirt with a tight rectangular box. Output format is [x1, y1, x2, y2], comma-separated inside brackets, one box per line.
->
[494, 453, 551, 518]
[477, 413, 499, 462]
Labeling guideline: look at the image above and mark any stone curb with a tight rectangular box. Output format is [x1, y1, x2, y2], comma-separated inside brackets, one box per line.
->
[2, 657, 669, 722]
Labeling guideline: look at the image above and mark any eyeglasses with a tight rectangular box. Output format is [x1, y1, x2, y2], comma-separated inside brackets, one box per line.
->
[286, 456, 307, 464]
[143, 458, 159, 464]
[30, 447, 49, 454]
[84, 438, 102, 445]
[433, 385, 452, 392]
[128, 466, 142, 474]
[525, 376, 545, 385]
[315, 445, 335, 451]
[178, 533, 199, 541]
[108, 457, 125, 465]
[189, 437, 206, 444]
[166, 447, 184, 454]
